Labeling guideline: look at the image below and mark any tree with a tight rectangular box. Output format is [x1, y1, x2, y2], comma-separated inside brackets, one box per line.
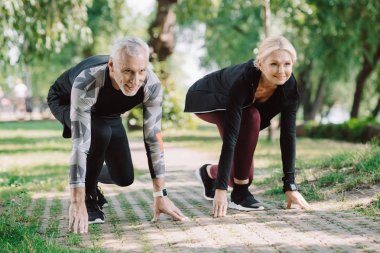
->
[269, 0, 379, 121]
[176, 0, 263, 67]
[148, 0, 178, 62]
[0, 0, 92, 65]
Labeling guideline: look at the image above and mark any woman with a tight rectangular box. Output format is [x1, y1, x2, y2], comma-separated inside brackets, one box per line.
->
[184, 35, 311, 218]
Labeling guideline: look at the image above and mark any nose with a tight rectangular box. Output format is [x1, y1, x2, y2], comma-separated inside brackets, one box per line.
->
[278, 65, 284, 74]
[128, 74, 138, 86]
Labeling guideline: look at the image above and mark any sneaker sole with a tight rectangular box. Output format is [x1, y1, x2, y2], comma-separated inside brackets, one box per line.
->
[88, 218, 105, 224]
[195, 168, 214, 201]
[228, 201, 265, 211]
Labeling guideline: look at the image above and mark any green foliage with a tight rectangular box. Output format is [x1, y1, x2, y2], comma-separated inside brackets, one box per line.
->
[0, 0, 92, 65]
[0, 191, 89, 252]
[126, 61, 196, 130]
[176, 0, 263, 67]
[304, 118, 379, 142]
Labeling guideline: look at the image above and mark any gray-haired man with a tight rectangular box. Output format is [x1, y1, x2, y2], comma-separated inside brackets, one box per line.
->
[47, 37, 187, 234]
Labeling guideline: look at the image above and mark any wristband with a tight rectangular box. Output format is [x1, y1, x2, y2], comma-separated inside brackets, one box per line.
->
[153, 188, 168, 197]
[283, 183, 298, 193]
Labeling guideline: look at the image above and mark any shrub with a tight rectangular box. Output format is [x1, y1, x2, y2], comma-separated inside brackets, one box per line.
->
[303, 118, 379, 143]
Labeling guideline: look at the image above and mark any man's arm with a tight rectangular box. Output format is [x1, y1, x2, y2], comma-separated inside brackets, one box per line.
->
[68, 66, 104, 232]
[142, 81, 165, 179]
[142, 78, 187, 221]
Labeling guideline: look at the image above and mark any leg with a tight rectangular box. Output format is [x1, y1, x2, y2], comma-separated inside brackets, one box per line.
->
[197, 107, 260, 185]
[232, 106, 260, 184]
[85, 115, 112, 197]
[98, 164, 114, 184]
[85, 115, 110, 223]
[196, 112, 225, 172]
[195, 111, 225, 199]
[104, 118, 134, 187]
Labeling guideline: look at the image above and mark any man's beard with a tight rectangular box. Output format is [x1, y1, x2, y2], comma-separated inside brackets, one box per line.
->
[120, 85, 141, 96]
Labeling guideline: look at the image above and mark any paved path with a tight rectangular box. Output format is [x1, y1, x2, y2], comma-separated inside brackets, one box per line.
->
[28, 140, 380, 253]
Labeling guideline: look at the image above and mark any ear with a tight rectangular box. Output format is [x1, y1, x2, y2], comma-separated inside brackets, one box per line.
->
[108, 58, 114, 72]
[256, 60, 263, 71]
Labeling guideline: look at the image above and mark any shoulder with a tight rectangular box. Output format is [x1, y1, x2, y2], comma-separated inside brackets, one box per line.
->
[73, 64, 107, 91]
[145, 67, 161, 86]
[143, 67, 162, 102]
[69, 55, 109, 82]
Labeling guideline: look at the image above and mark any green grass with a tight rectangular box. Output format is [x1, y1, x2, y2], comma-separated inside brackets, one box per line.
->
[0, 121, 96, 252]
[355, 194, 380, 221]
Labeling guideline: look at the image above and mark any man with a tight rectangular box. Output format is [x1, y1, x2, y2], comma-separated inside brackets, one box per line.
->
[47, 37, 187, 234]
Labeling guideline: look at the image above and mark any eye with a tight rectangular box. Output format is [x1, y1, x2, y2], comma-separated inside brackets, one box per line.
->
[270, 63, 277, 66]
[285, 62, 292, 66]
[123, 69, 135, 74]
[140, 69, 146, 74]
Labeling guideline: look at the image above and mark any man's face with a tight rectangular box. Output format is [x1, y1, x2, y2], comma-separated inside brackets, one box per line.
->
[109, 50, 148, 96]
[259, 49, 293, 85]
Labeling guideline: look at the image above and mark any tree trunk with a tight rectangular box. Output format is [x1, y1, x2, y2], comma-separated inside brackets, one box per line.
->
[371, 96, 380, 118]
[262, 0, 273, 141]
[351, 41, 380, 118]
[148, 0, 178, 62]
[263, 0, 270, 37]
[309, 76, 326, 120]
[297, 62, 314, 121]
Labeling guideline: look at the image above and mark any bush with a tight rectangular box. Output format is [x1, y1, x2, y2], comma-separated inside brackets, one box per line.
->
[125, 61, 196, 131]
[303, 118, 379, 143]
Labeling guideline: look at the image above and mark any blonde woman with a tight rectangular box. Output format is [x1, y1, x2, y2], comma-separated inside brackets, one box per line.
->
[185, 35, 311, 218]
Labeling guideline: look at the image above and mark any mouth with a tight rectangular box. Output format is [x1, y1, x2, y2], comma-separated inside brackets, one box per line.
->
[124, 84, 137, 90]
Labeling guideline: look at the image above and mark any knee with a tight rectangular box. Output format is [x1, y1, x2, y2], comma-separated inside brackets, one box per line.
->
[245, 107, 261, 125]
[115, 175, 134, 187]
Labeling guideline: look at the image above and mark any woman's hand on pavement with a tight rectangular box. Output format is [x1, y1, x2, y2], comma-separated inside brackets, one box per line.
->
[212, 189, 228, 218]
[285, 191, 311, 210]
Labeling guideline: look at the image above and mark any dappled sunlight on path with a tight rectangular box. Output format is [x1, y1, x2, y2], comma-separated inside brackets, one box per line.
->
[26, 140, 380, 253]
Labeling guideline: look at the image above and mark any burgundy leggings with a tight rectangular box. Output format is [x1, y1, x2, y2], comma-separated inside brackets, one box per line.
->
[196, 106, 261, 186]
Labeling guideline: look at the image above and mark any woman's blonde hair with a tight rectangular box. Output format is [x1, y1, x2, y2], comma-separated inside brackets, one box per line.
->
[253, 35, 297, 68]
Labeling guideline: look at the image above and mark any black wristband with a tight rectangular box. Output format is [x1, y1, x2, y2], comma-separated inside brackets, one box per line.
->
[283, 183, 298, 193]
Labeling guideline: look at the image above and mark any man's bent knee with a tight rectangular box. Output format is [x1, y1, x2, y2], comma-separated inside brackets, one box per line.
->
[114, 176, 134, 187]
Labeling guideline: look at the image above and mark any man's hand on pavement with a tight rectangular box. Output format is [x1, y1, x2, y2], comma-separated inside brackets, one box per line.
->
[69, 187, 88, 233]
[152, 196, 189, 222]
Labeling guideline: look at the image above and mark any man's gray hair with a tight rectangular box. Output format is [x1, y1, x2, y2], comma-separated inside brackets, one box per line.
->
[110, 37, 150, 61]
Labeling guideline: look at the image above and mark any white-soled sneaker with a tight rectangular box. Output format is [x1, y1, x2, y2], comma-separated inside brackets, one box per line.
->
[229, 192, 264, 211]
[86, 195, 105, 224]
[195, 164, 215, 201]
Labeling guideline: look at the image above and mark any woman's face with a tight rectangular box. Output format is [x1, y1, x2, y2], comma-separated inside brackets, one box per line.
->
[259, 50, 293, 85]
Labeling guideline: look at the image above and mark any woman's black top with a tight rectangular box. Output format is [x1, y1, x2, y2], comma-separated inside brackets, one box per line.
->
[184, 59, 300, 190]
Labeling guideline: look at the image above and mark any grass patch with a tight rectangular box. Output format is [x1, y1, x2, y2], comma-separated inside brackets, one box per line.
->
[46, 198, 62, 237]
[103, 198, 123, 239]
[0, 120, 62, 131]
[261, 144, 380, 213]
[0, 191, 89, 252]
[116, 193, 140, 226]
[355, 194, 380, 221]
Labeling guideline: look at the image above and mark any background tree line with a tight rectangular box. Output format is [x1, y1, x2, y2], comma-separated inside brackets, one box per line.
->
[1, 0, 379, 127]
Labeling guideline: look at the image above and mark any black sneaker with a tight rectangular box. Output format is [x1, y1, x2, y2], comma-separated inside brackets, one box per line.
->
[96, 186, 108, 209]
[229, 191, 264, 211]
[195, 164, 215, 200]
[86, 194, 105, 224]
